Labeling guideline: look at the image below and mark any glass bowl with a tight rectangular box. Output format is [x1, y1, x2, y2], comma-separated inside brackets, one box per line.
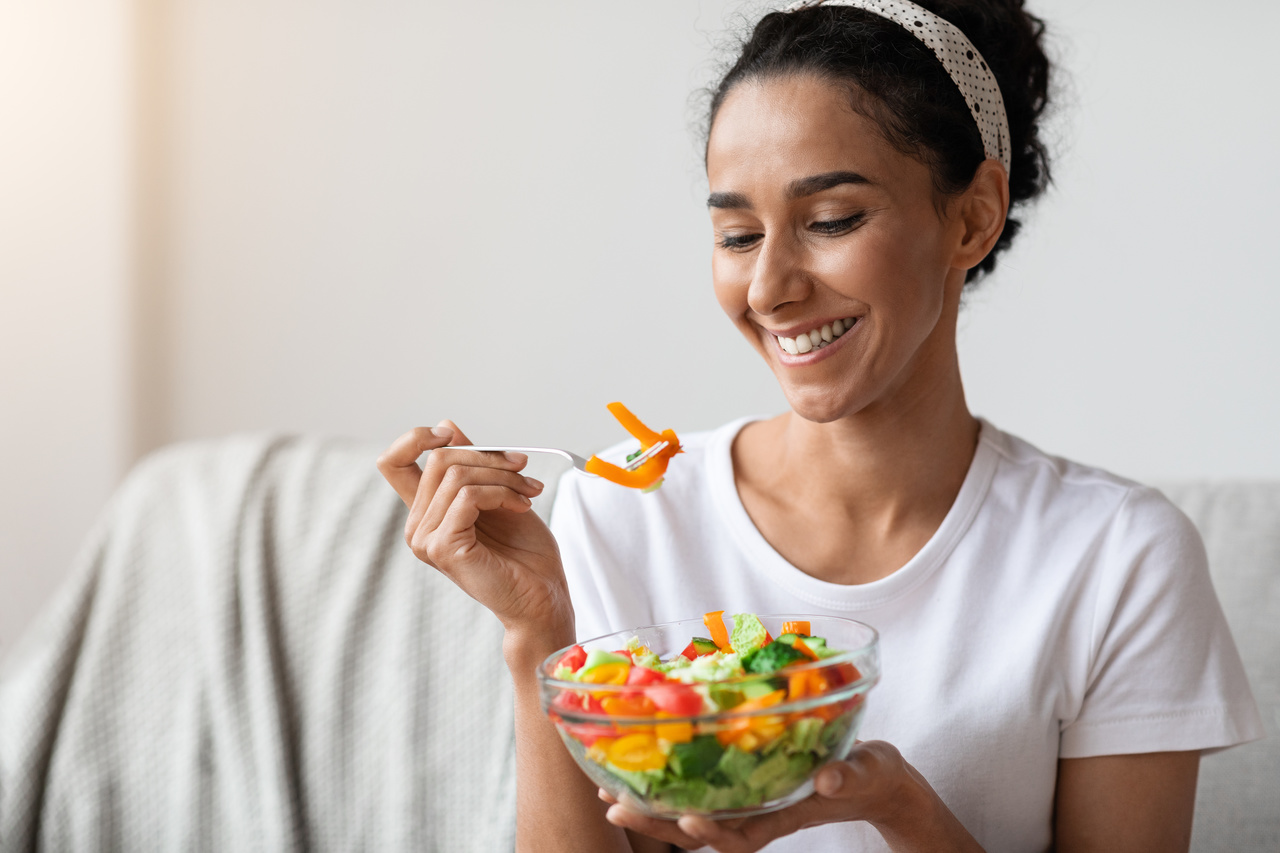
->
[537, 614, 879, 819]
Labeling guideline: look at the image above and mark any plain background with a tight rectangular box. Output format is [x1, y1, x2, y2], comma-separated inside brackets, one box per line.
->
[3, 0, 1278, 653]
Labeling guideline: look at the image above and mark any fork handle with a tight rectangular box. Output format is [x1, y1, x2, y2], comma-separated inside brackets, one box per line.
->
[441, 445, 593, 473]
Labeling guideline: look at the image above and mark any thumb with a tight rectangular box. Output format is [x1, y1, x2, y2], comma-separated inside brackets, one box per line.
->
[814, 761, 856, 799]
[437, 419, 473, 446]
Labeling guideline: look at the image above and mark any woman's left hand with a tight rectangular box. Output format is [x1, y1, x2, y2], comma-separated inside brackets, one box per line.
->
[601, 740, 984, 853]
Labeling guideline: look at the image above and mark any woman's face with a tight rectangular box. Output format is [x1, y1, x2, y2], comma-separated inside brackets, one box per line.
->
[706, 73, 971, 424]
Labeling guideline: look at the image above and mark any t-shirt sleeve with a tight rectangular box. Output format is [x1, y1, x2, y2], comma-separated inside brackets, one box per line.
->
[1059, 486, 1265, 758]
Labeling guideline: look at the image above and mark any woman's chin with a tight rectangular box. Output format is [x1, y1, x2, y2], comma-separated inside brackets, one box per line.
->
[778, 385, 862, 424]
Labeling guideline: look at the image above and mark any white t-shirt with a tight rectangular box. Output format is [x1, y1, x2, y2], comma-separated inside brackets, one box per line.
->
[549, 417, 1263, 853]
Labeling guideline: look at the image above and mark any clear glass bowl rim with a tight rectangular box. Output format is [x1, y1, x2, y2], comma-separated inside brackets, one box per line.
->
[538, 613, 880, 723]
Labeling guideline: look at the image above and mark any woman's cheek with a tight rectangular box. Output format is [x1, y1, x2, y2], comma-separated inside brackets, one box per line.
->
[711, 254, 750, 317]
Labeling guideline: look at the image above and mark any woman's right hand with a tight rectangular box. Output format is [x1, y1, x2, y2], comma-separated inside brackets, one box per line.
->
[377, 421, 572, 638]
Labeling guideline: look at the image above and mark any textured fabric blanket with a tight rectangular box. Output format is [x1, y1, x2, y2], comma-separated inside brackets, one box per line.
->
[0, 435, 517, 852]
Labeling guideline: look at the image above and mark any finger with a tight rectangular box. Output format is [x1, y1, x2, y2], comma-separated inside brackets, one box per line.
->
[415, 484, 536, 569]
[604, 803, 706, 851]
[818, 740, 900, 799]
[408, 459, 544, 548]
[436, 418, 473, 447]
[377, 425, 455, 506]
[407, 445, 538, 542]
[598, 788, 618, 804]
[675, 813, 786, 853]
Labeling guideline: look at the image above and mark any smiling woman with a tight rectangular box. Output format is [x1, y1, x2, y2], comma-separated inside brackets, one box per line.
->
[376, 2, 1263, 852]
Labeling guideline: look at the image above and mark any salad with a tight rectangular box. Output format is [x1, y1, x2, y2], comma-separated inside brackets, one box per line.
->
[584, 402, 682, 492]
[544, 611, 869, 815]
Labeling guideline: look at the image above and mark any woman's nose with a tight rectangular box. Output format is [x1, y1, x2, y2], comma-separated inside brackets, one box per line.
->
[747, 232, 811, 316]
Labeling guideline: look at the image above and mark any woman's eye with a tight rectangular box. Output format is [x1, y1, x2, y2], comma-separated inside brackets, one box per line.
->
[810, 214, 863, 235]
[717, 232, 762, 251]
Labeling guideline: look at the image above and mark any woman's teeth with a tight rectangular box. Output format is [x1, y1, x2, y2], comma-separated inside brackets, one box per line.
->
[776, 318, 856, 355]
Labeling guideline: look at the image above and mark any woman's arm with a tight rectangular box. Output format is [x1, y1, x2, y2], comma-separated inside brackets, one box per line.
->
[1054, 751, 1200, 853]
[505, 626, 644, 852]
[378, 423, 638, 853]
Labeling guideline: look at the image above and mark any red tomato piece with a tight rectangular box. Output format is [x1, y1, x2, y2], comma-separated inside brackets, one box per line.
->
[626, 666, 666, 687]
[646, 683, 704, 717]
[555, 645, 588, 672]
[563, 721, 620, 747]
[551, 691, 583, 714]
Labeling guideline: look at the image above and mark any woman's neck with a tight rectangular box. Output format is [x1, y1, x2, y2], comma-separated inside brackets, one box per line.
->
[732, 357, 979, 585]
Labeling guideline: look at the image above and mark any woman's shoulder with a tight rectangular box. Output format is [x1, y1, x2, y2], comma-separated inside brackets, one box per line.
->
[976, 419, 1201, 550]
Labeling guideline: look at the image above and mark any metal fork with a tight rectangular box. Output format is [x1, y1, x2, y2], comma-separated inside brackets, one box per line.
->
[445, 441, 670, 476]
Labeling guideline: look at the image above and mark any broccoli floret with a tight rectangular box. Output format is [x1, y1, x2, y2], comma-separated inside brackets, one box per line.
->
[741, 639, 807, 674]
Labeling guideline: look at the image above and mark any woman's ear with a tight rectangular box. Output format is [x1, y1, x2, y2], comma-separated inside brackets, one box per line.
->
[953, 160, 1010, 272]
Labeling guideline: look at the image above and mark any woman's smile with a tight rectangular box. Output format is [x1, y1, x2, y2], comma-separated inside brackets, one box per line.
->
[763, 315, 860, 364]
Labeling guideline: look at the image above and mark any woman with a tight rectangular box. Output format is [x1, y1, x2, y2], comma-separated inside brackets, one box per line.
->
[378, 1, 1261, 850]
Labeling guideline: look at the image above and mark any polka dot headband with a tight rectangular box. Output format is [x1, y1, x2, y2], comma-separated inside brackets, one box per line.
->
[782, 0, 1011, 173]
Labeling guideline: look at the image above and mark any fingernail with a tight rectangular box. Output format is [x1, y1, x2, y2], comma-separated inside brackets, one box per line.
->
[520, 495, 532, 504]
[524, 476, 544, 490]
[816, 765, 845, 796]
[677, 815, 709, 839]
[504, 451, 528, 465]
[430, 426, 453, 439]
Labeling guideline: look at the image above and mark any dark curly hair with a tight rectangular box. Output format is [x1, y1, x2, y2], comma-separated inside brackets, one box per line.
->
[706, 1, 1052, 284]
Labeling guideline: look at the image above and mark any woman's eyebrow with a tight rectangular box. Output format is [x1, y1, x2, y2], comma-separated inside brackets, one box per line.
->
[706, 171, 872, 209]
[787, 170, 871, 199]
[707, 190, 752, 210]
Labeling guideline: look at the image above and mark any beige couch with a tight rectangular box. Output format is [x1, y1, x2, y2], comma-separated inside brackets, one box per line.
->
[0, 436, 1274, 851]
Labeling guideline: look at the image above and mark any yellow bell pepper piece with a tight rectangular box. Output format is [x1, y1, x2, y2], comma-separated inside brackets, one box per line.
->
[587, 737, 617, 764]
[654, 713, 694, 745]
[579, 663, 630, 685]
[608, 733, 667, 772]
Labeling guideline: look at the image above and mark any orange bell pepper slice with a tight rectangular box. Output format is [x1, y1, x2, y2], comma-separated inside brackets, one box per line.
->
[584, 402, 683, 491]
[703, 610, 734, 653]
[792, 637, 820, 661]
[781, 620, 811, 637]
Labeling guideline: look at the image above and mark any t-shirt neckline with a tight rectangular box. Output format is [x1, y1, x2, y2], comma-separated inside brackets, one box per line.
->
[705, 416, 1001, 610]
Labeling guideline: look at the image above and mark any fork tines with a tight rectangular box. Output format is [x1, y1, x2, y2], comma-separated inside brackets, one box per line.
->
[623, 441, 669, 472]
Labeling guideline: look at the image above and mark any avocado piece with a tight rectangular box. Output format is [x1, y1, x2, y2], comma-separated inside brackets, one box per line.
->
[729, 613, 770, 654]
[669, 735, 724, 780]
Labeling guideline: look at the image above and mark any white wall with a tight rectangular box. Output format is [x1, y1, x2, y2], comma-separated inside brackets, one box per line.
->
[3, 0, 1278, 650]
[0, 0, 134, 652]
